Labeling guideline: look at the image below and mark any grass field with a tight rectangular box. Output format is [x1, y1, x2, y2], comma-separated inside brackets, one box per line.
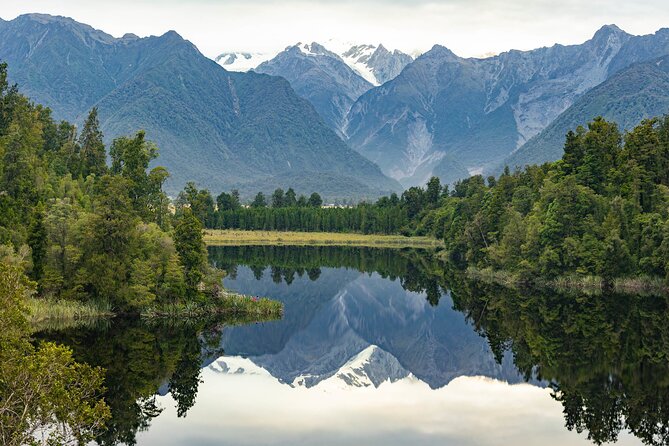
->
[204, 229, 443, 248]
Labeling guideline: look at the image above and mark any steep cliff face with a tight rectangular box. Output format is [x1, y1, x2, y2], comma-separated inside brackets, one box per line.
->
[346, 25, 669, 187]
[507, 54, 669, 168]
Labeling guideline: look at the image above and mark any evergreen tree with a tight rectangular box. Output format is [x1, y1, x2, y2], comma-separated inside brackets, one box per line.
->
[174, 209, 207, 299]
[285, 187, 297, 207]
[251, 192, 267, 208]
[271, 188, 285, 208]
[27, 205, 47, 284]
[308, 192, 323, 207]
[78, 107, 107, 177]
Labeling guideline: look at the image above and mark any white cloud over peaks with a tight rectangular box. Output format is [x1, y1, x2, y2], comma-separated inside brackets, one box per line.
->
[2, 0, 669, 59]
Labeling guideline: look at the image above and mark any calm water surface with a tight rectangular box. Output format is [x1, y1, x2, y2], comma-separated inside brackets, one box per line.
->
[38, 246, 668, 445]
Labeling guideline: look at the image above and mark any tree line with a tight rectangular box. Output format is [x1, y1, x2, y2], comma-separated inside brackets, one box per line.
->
[425, 116, 669, 281]
[176, 179, 447, 234]
[179, 115, 669, 282]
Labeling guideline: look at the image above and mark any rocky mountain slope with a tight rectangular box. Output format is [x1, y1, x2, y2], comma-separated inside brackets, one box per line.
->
[255, 42, 374, 135]
[508, 55, 669, 168]
[0, 14, 400, 197]
[345, 25, 669, 187]
[226, 41, 414, 135]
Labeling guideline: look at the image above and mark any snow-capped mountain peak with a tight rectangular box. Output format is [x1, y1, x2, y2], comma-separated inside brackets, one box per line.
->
[291, 345, 411, 390]
[340, 43, 414, 86]
[214, 41, 415, 84]
[215, 51, 272, 72]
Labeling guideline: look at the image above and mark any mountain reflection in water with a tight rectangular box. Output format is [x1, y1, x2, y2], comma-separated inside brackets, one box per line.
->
[34, 246, 669, 446]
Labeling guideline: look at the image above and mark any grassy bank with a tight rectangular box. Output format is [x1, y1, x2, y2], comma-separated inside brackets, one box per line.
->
[204, 229, 443, 248]
[28, 292, 283, 327]
[141, 291, 283, 320]
[466, 267, 669, 295]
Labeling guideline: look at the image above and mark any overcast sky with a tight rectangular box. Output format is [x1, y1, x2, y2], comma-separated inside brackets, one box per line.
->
[2, 0, 669, 58]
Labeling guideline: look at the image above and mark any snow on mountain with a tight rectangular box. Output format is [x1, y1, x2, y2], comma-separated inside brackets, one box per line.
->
[340, 44, 414, 86]
[340, 44, 379, 84]
[208, 346, 413, 391]
[214, 41, 414, 85]
[215, 51, 272, 72]
[311, 345, 412, 390]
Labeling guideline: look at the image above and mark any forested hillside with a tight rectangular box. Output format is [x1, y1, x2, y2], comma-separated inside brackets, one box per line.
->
[0, 62, 215, 312]
[201, 115, 669, 282]
[425, 117, 669, 280]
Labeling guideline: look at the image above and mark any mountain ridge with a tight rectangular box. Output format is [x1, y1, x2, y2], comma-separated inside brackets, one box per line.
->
[0, 13, 400, 198]
[344, 23, 669, 187]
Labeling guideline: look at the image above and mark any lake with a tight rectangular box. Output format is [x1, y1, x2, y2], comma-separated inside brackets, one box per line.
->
[35, 245, 668, 446]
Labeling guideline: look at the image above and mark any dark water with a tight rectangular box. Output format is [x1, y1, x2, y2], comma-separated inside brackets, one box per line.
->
[36, 245, 669, 445]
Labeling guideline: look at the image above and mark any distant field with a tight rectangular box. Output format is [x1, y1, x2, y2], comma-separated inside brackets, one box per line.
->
[204, 229, 443, 248]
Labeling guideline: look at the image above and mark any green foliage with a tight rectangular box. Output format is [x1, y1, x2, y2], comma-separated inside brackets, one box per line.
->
[452, 276, 669, 446]
[418, 116, 669, 281]
[174, 210, 207, 299]
[0, 61, 218, 313]
[78, 107, 106, 178]
[0, 262, 110, 446]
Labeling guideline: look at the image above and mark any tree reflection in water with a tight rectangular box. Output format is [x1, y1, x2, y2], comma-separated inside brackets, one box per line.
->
[33, 246, 669, 445]
[34, 318, 226, 446]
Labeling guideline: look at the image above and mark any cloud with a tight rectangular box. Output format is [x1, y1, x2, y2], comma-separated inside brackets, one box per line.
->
[1, 0, 668, 58]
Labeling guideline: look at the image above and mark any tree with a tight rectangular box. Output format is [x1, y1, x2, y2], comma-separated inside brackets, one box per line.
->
[27, 205, 47, 284]
[251, 192, 267, 208]
[285, 188, 297, 207]
[174, 209, 207, 299]
[78, 107, 107, 177]
[178, 182, 215, 226]
[216, 190, 241, 212]
[271, 188, 285, 208]
[402, 187, 425, 219]
[109, 131, 159, 216]
[425, 176, 441, 206]
[308, 192, 323, 207]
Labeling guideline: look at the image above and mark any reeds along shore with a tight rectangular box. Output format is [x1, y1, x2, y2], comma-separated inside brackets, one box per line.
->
[28, 292, 283, 324]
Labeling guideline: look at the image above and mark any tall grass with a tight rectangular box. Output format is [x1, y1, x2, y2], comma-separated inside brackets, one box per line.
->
[27, 297, 113, 324]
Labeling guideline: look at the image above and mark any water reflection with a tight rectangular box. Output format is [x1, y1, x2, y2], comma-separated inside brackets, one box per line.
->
[34, 318, 226, 445]
[32, 246, 669, 445]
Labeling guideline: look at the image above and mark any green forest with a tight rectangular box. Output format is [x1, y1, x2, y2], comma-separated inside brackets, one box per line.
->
[0, 62, 219, 313]
[192, 117, 669, 282]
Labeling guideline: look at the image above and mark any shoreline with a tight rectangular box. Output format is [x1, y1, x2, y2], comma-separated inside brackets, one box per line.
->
[466, 267, 669, 295]
[28, 291, 283, 327]
[204, 229, 444, 248]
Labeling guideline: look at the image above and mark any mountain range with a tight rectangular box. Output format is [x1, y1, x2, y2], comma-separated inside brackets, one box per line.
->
[0, 13, 400, 198]
[3, 13, 669, 195]
[345, 25, 669, 187]
[223, 42, 414, 135]
[219, 266, 525, 389]
[255, 42, 375, 135]
[217, 25, 669, 189]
